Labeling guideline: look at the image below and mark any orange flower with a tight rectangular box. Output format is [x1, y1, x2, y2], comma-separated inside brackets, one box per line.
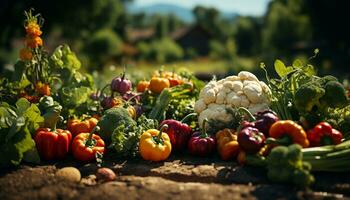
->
[26, 36, 43, 48]
[35, 81, 51, 96]
[25, 22, 42, 37]
[19, 48, 33, 61]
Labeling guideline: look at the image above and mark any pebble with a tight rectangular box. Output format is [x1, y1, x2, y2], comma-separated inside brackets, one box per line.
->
[96, 167, 117, 183]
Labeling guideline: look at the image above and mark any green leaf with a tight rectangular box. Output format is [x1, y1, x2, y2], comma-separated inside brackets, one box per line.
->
[0, 98, 43, 167]
[50, 44, 81, 71]
[0, 124, 35, 167]
[274, 59, 291, 78]
[15, 98, 31, 116]
[292, 59, 303, 69]
[61, 86, 91, 107]
[303, 64, 316, 76]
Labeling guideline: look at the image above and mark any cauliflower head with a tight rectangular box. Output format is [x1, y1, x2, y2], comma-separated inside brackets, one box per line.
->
[194, 71, 271, 126]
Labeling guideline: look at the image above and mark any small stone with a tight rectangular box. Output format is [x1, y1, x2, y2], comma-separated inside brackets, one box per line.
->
[56, 167, 81, 183]
[80, 175, 97, 186]
[96, 168, 117, 183]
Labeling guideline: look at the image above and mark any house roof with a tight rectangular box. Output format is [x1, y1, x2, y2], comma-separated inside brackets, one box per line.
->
[170, 25, 212, 41]
[127, 28, 155, 42]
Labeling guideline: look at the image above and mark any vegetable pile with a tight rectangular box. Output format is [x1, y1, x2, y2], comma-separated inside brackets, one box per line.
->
[1, 10, 350, 189]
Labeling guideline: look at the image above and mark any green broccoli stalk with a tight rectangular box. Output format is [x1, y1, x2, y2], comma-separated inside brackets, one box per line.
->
[266, 144, 314, 187]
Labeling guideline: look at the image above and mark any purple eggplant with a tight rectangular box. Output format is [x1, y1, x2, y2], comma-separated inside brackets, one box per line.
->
[238, 127, 265, 153]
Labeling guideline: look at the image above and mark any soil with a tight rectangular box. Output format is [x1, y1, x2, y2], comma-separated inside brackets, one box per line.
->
[1, 154, 350, 200]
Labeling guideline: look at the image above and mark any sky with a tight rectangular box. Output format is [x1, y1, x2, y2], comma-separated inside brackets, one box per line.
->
[132, 0, 271, 16]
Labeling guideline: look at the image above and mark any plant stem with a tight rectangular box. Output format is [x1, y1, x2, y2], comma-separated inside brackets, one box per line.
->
[155, 124, 168, 144]
[180, 113, 197, 123]
[86, 126, 100, 147]
[201, 118, 209, 138]
[238, 107, 256, 122]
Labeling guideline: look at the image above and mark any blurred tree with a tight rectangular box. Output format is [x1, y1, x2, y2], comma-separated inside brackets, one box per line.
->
[304, 0, 350, 75]
[84, 29, 123, 70]
[155, 15, 169, 39]
[136, 38, 183, 63]
[209, 38, 237, 61]
[262, 0, 312, 56]
[0, 0, 129, 71]
[233, 16, 262, 56]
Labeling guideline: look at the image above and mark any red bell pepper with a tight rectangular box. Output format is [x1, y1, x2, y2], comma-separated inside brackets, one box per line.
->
[307, 122, 343, 146]
[160, 113, 196, 151]
[72, 126, 105, 162]
[188, 118, 216, 157]
[34, 117, 72, 160]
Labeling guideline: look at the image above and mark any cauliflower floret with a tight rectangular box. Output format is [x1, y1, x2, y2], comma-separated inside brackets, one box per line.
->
[259, 81, 271, 94]
[222, 86, 231, 94]
[232, 81, 243, 92]
[206, 80, 217, 89]
[213, 85, 223, 93]
[203, 89, 216, 104]
[198, 104, 233, 128]
[226, 92, 241, 107]
[248, 103, 269, 114]
[194, 99, 207, 113]
[223, 81, 234, 89]
[240, 95, 250, 107]
[216, 91, 226, 104]
[243, 83, 263, 104]
[238, 71, 259, 81]
[226, 75, 240, 81]
[217, 79, 225, 85]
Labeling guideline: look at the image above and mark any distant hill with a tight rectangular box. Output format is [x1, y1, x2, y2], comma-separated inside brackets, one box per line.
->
[127, 3, 238, 23]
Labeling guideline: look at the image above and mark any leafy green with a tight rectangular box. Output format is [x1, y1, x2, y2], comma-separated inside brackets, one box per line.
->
[50, 44, 81, 71]
[111, 115, 158, 158]
[38, 96, 62, 128]
[0, 98, 44, 167]
[274, 59, 293, 78]
[148, 83, 193, 121]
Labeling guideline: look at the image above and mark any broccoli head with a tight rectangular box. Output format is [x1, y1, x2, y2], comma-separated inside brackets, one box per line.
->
[320, 80, 349, 108]
[97, 107, 136, 142]
[266, 144, 314, 187]
[294, 82, 325, 113]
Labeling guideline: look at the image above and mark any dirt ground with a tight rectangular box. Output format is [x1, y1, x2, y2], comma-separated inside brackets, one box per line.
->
[1, 154, 350, 200]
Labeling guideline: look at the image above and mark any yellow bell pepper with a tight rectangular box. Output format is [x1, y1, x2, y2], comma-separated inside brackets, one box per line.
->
[139, 124, 172, 161]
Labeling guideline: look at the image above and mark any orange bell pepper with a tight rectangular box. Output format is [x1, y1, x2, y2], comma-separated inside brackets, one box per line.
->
[136, 80, 150, 92]
[139, 124, 171, 161]
[71, 126, 105, 162]
[216, 129, 240, 160]
[148, 77, 170, 93]
[268, 120, 309, 148]
[67, 117, 98, 137]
